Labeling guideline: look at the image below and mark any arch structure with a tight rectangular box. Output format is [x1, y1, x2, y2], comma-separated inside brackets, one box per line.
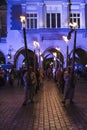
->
[14, 47, 37, 70]
[75, 48, 87, 66]
[68, 47, 87, 66]
[41, 46, 64, 70]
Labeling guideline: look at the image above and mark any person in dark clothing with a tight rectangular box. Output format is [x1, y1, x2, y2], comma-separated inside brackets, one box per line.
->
[35, 69, 40, 93]
[62, 68, 76, 105]
[9, 71, 14, 86]
[23, 70, 31, 105]
[23, 67, 37, 105]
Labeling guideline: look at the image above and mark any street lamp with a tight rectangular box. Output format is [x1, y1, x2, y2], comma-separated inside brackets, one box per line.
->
[33, 41, 40, 72]
[53, 52, 57, 80]
[69, 22, 78, 76]
[40, 56, 43, 69]
[66, 22, 78, 89]
[53, 52, 57, 70]
[20, 16, 29, 70]
[7, 46, 13, 64]
[69, 22, 78, 28]
[56, 47, 61, 69]
[7, 49, 12, 60]
[62, 36, 69, 68]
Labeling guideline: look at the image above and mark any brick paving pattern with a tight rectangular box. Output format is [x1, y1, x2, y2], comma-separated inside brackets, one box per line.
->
[0, 78, 87, 130]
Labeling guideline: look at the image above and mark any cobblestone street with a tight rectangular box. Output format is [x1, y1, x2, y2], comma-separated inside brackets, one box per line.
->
[0, 78, 87, 130]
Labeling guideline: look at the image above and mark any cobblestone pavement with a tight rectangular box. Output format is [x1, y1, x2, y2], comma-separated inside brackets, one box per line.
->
[0, 78, 87, 130]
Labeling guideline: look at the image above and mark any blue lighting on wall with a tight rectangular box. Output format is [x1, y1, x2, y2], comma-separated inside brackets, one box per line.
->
[11, 5, 22, 30]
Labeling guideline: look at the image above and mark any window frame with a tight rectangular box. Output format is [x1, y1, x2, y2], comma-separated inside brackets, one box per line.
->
[26, 13, 37, 29]
[46, 12, 61, 28]
[70, 12, 80, 28]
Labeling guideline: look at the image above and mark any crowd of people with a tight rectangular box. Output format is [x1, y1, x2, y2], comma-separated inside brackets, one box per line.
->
[0, 68, 6, 86]
[0, 66, 44, 105]
[0, 65, 78, 106]
[0, 68, 15, 86]
[21, 67, 44, 105]
[55, 67, 76, 105]
[16, 66, 77, 106]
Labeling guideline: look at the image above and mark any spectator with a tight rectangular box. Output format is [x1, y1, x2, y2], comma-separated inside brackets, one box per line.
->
[35, 69, 40, 93]
[56, 69, 63, 92]
[9, 71, 14, 86]
[23, 67, 37, 105]
[23, 69, 31, 105]
[29, 67, 37, 102]
[62, 68, 76, 105]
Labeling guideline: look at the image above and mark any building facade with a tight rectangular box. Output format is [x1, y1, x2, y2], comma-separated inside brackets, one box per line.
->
[0, 0, 87, 70]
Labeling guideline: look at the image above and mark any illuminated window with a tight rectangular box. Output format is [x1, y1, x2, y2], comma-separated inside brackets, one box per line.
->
[26, 13, 37, 29]
[70, 13, 80, 28]
[46, 13, 61, 28]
